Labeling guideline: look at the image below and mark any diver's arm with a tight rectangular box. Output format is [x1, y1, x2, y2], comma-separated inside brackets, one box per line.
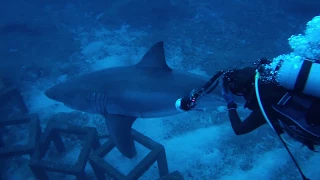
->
[227, 102, 266, 135]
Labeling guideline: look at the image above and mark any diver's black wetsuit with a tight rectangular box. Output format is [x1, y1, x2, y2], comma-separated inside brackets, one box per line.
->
[226, 83, 287, 135]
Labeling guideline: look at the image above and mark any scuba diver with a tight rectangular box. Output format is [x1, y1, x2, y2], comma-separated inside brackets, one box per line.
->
[176, 58, 320, 180]
[220, 65, 285, 134]
[222, 58, 320, 180]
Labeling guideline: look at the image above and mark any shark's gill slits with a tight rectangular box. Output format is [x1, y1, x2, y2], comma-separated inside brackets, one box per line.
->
[87, 92, 95, 101]
[87, 92, 107, 115]
[87, 92, 93, 113]
[87, 92, 97, 113]
[97, 93, 106, 114]
[99, 93, 107, 114]
[98, 93, 108, 115]
[95, 93, 102, 114]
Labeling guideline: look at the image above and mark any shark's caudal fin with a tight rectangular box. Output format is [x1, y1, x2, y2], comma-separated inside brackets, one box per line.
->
[104, 114, 137, 158]
[136, 41, 172, 71]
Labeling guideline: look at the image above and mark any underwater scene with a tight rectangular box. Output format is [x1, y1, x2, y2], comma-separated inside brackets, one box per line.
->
[0, 0, 320, 180]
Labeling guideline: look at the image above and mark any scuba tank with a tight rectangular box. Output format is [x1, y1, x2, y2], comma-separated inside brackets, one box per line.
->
[254, 58, 320, 180]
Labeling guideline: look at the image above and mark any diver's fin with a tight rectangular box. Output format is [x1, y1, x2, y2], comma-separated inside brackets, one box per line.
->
[136, 41, 171, 71]
[104, 114, 137, 158]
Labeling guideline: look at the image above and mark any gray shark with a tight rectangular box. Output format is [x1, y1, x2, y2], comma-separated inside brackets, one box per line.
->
[45, 41, 218, 158]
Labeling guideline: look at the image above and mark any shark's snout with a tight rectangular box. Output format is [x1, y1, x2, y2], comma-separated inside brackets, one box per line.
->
[44, 84, 87, 111]
[45, 87, 58, 101]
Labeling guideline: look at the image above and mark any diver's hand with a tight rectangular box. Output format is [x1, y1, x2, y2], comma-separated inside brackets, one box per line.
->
[221, 84, 234, 105]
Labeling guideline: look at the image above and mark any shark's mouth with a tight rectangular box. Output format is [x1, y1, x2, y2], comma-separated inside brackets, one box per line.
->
[63, 103, 78, 111]
[63, 103, 72, 109]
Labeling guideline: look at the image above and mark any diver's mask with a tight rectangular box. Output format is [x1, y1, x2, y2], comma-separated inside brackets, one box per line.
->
[222, 69, 255, 97]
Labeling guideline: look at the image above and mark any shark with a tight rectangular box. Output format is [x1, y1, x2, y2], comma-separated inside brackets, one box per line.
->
[45, 41, 219, 158]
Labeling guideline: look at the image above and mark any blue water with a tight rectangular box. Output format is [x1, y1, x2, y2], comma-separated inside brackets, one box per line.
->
[0, 0, 319, 179]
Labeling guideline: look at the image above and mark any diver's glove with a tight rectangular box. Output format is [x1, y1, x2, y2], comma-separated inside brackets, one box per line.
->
[221, 83, 234, 105]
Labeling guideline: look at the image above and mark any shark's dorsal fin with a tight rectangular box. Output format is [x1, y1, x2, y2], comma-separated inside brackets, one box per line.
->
[136, 41, 171, 70]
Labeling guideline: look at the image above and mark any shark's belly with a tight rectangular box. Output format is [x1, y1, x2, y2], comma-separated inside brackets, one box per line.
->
[105, 91, 184, 118]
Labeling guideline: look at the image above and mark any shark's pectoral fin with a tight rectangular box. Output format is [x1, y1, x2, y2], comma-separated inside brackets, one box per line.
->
[104, 114, 137, 158]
